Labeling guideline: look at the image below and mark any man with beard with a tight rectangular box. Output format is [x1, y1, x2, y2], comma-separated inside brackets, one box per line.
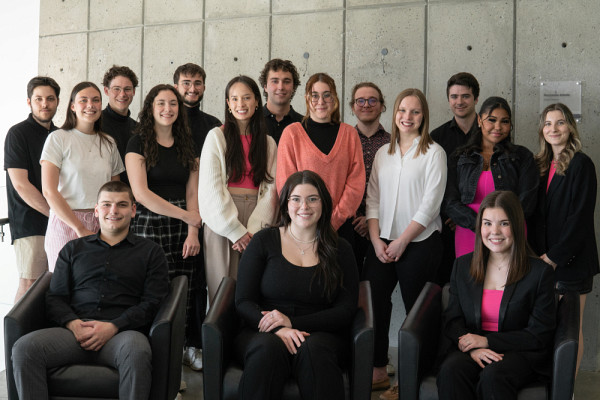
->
[258, 58, 303, 144]
[4, 76, 60, 301]
[101, 65, 139, 183]
[173, 62, 220, 372]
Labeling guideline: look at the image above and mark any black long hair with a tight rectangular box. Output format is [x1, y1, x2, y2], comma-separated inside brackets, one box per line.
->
[278, 170, 342, 300]
[223, 75, 272, 186]
[133, 84, 197, 172]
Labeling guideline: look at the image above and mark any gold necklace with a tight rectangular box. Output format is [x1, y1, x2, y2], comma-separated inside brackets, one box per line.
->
[288, 228, 316, 255]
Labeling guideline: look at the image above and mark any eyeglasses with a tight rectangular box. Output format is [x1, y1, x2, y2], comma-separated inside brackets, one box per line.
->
[354, 97, 380, 107]
[180, 81, 204, 89]
[310, 92, 333, 104]
[109, 86, 134, 95]
[288, 195, 321, 207]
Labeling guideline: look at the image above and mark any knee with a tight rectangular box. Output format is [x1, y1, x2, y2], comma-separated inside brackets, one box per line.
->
[244, 333, 288, 367]
[12, 332, 46, 367]
[295, 335, 336, 367]
[116, 332, 151, 366]
[477, 363, 506, 393]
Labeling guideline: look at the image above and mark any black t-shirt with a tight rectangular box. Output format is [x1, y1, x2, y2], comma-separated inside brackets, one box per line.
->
[186, 106, 221, 156]
[262, 104, 303, 145]
[126, 134, 199, 200]
[304, 118, 340, 155]
[101, 105, 137, 183]
[4, 114, 56, 242]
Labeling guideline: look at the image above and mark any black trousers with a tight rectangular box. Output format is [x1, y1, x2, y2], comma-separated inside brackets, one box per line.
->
[363, 231, 442, 366]
[435, 221, 456, 286]
[234, 328, 349, 400]
[437, 350, 536, 400]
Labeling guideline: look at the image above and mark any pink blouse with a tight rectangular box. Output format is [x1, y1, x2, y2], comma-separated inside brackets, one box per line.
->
[228, 134, 258, 189]
[481, 289, 503, 332]
[547, 160, 557, 192]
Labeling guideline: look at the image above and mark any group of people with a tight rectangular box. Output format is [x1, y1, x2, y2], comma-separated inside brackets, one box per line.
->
[4, 60, 597, 400]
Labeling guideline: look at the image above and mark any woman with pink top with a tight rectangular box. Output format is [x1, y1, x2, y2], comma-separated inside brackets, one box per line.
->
[437, 190, 555, 400]
[443, 97, 538, 258]
[276, 73, 365, 246]
[199, 75, 277, 303]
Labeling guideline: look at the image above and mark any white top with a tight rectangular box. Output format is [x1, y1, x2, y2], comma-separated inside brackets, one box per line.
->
[366, 136, 447, 242]
[199, 127, 278, 243]
[40, 129, 125, 209]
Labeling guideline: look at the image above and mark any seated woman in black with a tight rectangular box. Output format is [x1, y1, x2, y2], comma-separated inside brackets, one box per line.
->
[437, 190, 555, 400]
[234, 170, 359, 400]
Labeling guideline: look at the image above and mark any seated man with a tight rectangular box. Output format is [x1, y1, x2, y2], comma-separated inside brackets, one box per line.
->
[12, 181, 169, 400]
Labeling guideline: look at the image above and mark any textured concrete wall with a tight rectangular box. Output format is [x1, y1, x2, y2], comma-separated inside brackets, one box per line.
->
[38, 0, 600, 370]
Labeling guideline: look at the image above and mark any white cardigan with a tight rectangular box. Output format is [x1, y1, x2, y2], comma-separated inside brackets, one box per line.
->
[199, 127, 278, 242]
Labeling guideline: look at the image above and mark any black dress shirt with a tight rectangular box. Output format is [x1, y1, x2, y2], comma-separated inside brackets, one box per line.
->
[262, 104, 303, 144]
[430, 117, 478, 158]
[46, 232, 169, 334]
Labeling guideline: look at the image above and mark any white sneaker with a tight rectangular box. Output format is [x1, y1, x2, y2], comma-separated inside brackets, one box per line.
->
[190, 348, 203, 371]
[183, 347, 195, 366]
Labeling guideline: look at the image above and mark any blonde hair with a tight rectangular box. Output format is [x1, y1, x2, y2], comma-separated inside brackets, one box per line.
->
[389, 88, 432, 157]
[535, 103, 582, 176]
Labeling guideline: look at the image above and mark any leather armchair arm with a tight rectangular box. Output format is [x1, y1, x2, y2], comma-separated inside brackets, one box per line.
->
[202, 277, 238, 400]
[398, 282, 442, 400]
[4, 271, 53, 400]
[550, 291, 579, 400]
[351, 281, 374, 400]
[149, 275, 188, 400]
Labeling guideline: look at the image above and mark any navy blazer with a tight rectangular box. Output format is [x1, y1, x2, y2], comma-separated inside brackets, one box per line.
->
[531, 152, 599, 282]
[444, 254, 556, 376]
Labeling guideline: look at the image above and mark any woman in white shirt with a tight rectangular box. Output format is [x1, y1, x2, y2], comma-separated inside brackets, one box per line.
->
[365, 88, 447, 394]
[41, 82, 124, 271]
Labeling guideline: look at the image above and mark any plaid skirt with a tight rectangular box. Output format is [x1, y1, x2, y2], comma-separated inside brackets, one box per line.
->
[131, 199, 200, 342]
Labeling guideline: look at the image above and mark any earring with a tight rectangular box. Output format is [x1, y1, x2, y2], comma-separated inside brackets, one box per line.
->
[228, 109, 232, 114]
[255, 106, 258, 110]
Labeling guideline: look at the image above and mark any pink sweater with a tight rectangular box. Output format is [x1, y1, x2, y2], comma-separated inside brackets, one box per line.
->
[276, 122, 365, 230]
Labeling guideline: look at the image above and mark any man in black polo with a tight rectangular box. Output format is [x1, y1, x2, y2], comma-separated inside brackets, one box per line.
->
[430, 72, 480, 285]
[12, 181, 169, 400]
[4, 76, 60, 301]
[258, 58, 303, 144]
[101, 65, 139, 183]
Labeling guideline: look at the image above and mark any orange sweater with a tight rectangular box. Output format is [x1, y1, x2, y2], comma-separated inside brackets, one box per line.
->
[276, 122, 365, 230]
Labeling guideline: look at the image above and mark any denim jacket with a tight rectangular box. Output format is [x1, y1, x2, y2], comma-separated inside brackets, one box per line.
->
[443, 143, 538, 231]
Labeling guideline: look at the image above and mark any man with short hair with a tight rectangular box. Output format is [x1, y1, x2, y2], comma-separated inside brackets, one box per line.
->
[101, 65, 139, 183]
[258, 58, 303, 144]
[4, 76, 60, 302]
[173, 62, 219, 372]
[12, 181, 169, 400]
[430, 72, 480, 285]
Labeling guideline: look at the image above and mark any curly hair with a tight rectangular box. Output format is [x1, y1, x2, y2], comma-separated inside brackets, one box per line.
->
[535, 103, 582, 176]
[133, 84, 198, 172]
[102, 65, 139, 88]
[61, 81, 113, 156]
[223, 76, 272, 186]
[258, 58, 301, 101]
[278, 170, 342, 300]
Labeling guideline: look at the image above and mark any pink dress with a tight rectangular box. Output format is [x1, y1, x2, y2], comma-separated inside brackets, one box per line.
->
[455, 171, 495, 257]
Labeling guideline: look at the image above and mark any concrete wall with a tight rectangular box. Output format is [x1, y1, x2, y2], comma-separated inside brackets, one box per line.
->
[38, 0, 600, 370]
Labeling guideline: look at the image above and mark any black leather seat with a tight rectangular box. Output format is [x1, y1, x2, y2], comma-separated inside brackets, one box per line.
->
[202, 277, 374, 400]
[397, 282, 579, 400]
[4, 271, 188, 400]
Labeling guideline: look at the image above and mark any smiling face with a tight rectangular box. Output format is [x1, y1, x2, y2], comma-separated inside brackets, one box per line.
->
[287, 183, 322, 231]
[152, 89, 179, 128]
[28, 85, 59, 127]
[71, 86, 102, 128]
[175, 72, 205, 107]
[95, 190, 136, 237]
[104, 75, 135, 116]
[226, 82, 258, 123]
[481, 207, 514, 256]
[448, 84, 477, 119]
[395, 95, 423, 136]
[308, 81, 334, 123]
[352, 86, 383, 124]
[543, 110, 571, 154]
[264, 69, 294, 107]
[479, 107, 511, 150]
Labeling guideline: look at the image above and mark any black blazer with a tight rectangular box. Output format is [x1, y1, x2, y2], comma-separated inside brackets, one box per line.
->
[444, 254, 556, 376]
[531, 152, 599, 282]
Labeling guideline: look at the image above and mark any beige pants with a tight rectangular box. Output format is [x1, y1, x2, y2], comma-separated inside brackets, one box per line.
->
[15, 236, 48, 279]
[204, 193, 257, 304]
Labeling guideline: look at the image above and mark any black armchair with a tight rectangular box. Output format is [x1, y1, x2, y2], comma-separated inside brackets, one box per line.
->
[4, 271, 188, 400]
[397, 282, 580, 400]
[202, 277, 374, 400]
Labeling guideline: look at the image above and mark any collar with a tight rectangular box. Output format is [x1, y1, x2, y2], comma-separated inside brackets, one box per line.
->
[104, 104, 131, 121]
[26, 113, 56, 132]
[355, 123, 387, 138]
[449, 117, 478, 135]
[84, 231, 138, 246]
[263, 104, 298, 119]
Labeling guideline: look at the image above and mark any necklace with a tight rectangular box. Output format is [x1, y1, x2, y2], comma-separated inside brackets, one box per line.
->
[288, 226, 316, 244]
[287, 227, 316, 255]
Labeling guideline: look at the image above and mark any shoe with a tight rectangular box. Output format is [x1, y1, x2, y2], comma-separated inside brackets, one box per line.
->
[190, 348, 203, 371]
[379, 383, 399, 400]
[386, 363, 395, 376]
[179, 380, 187, 392]
[372, 376, 390, 391]
[182, 347, 195, 366]
[174, 393, 183, 400]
